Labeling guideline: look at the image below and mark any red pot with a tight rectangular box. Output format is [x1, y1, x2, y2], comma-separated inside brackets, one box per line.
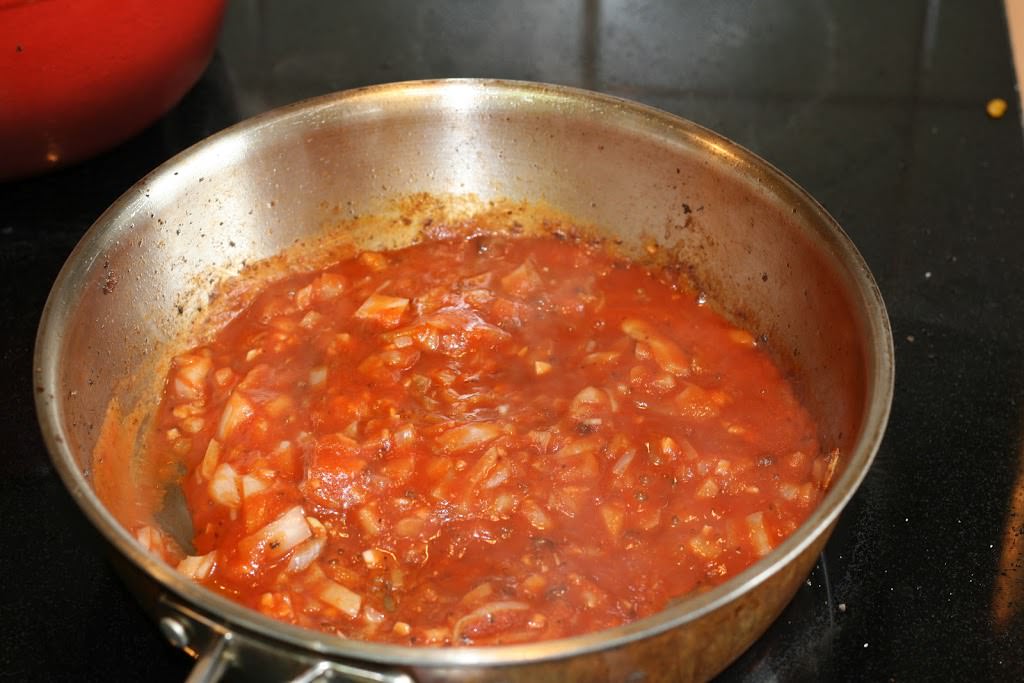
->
[0, 0, 226, 180]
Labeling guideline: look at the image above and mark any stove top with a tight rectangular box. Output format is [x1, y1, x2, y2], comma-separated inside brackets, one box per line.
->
[3, 1, 1023, 680]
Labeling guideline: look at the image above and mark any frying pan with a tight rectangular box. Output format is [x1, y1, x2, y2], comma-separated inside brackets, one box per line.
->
[35, 80, 893, 682]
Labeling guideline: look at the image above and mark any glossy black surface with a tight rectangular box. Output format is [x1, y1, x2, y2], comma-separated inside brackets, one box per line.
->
[3, 1, 1023, 680]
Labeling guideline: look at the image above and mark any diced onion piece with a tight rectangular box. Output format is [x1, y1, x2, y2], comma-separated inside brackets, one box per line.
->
[362, 548, 384, 568]
[747, 512, 773, 556]
[621, 319, 690, 375]
[309, 365, 327, 388]
[177, 552, 217, 580]
[688, 532, 723, 560]
[798, 482, 816, 507]
[354, 293, 409, 329]
[199, 439, 221, 480]
[253, 506, 312, 562]
[209, 463, 241, 508]
[213, 367, 234, 386]
[395, 516, 424, 537]
[465, 447, 500, 488]
[582, 351, 621, 366]
[696, 477, 719, 499]
[600, 503, 625, 539]
[299, 311, 323, 329]
[241, 474, 269, 499]
[359, 251, 389, 271]
[500, 260, 543, 297]
[569, 386, 613, 419]
[393, 622, 411, 636]
[217, 392, 255, 440]
[134, 525, 182, 564]
[534, 360, 552, 376]
[173, 353, 212, 400]
[675, 384, 720, 419]
[357, 505, 382, 536]
[317, 579, 362, 618]
[611, 446, 636, 477]
[452, 601, 530, 643]
[527, 430, 552, 452]
[286, 536, 325, 573]
[313, 272, 348, 299]
[436, 421, 502, 452]
[482, 461, 511, 489]
[461, 581, 495, 605]
[556, 434, 603, 459]
[521, 499, 552, 531]
[363, 605, 386, 624]
[258, 592, 296, 621]
[393, 423, 417, 448]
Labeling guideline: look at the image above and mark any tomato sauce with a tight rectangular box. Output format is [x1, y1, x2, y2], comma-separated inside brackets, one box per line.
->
[137, 231, 833, 645]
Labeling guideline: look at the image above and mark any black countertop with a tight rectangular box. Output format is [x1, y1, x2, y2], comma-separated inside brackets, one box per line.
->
[3, 1, 1023, 680]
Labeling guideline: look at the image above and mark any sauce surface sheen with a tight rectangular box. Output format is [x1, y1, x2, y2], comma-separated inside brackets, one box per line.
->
[139, 231, 830, 646]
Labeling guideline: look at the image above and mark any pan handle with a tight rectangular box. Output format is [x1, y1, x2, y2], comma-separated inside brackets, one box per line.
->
[160, 599, 416, 683]
[184, 634, 232, 683]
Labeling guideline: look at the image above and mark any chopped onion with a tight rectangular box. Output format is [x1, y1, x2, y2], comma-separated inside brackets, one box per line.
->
[500, 260, 543, 297]
[357, 505, 382, 536]
[555, 434, 602, 459]
[436, 421, 502, 452]
[177, 552, 217, 580]
[569, 386, 609, 418]
[241, 474, 269, 499]
[393, 423, 416, 448]
[611, 447, 636, 477]
[582, 351, 621, 366]
[173, 354, 212, 400]
[217, 392, 254, 440]
[452, 601, 530, 643]
[747, 512, 773, 556]
[256, 506, 312, 561]
[209, 463, 241, 508]
[363, 605, 386, 624]
[521, 498, 552, 531]
[675, 384, 719, 419]
[354, 293, 409, 328]
[621, 318, 690, 375]
[198, 439, 221, 480]
[309, 365, 327, 388]
[688, 533, 723, 560]
[695, 477, 719, 499]
[299, 311, 323, 329]
[286, 536, 325, 573]
[778, 482, 799, 501]
[460, 581, 494, 605]
[600, 504, 625, 538]
[362, 548, 384, 568]
[317, 579, 362, 618]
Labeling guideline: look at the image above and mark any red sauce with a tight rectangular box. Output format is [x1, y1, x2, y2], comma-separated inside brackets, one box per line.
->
[138, 231, 831, 645]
